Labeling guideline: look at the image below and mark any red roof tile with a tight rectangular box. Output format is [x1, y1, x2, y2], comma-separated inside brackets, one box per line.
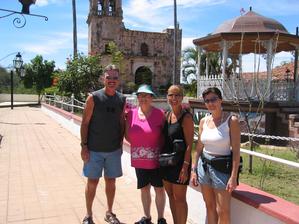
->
[242, 62, 295, 80]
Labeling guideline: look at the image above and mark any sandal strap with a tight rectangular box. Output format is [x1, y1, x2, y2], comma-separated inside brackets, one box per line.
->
[105, 212, 120, 224]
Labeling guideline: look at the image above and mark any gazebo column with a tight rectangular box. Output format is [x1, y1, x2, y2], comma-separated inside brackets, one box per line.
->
[205, 54, 209, 77]
[295, 46, 298, 81]
[222, 40, 228, 78]
[221, 40, 228, 92]
[266, 39, 274, 100]
[295, 45, 299, 101]
[239, 54, 243, 77]
[197, 46, 202, 98]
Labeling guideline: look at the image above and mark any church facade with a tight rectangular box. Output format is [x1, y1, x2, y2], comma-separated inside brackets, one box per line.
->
[87, 0, 182, 93]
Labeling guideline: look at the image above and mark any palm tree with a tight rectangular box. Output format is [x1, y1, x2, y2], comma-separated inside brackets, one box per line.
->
[182, 47, 198, 83]
[182, 47, 223, 83]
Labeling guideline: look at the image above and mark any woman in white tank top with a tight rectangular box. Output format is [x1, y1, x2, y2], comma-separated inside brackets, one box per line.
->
[190, 87, 241, 224]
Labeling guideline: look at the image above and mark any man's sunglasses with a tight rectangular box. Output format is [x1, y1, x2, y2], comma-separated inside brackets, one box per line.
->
[204, 96, 219, 104]
[106, 76, 119, 80]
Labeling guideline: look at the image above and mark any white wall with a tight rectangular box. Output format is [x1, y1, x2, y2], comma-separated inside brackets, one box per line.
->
[0, 94, 38, 102]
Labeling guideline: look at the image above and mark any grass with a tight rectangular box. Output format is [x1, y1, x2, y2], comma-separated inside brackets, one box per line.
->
[239, 146, 299, 205]
[191, 144, 299, 205]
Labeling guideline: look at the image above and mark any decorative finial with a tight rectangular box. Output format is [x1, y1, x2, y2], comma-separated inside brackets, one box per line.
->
[249, 6, 252, 11]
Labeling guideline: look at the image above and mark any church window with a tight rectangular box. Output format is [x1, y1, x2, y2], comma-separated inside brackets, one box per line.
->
[97, 0, 103, 15]
[108, 0, 116, 16]
[141, 43, 149, 56]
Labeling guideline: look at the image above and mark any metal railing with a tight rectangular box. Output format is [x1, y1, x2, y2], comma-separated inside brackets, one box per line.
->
[193, 128, 299, 169]
[44, 94, 85, 113]
[44, 94, 299, 169]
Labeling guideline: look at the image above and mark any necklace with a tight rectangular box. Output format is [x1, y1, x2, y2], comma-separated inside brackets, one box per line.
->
[210, 112, 224, 126]
[170, 109, 183, 123]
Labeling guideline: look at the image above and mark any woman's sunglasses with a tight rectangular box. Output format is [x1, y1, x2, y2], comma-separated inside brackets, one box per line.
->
[204, 96, 219, 104]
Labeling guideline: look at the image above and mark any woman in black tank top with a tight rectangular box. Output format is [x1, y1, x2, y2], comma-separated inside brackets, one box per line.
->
[160, 85, 194, 224]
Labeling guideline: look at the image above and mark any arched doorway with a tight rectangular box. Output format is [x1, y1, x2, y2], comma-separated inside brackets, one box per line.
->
[135, 66, 152, 86]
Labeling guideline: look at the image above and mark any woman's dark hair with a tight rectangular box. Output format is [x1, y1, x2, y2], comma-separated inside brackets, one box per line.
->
[202, 87, 222, 99]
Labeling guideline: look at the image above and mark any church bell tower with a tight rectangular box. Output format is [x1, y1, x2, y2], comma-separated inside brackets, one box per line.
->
[87, 0, 124, 55]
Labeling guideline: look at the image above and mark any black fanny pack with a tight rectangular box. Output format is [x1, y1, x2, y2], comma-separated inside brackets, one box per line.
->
[202, 153, 243, 174]
[159, 139, 186, 167]
[159, 152, 180, 166]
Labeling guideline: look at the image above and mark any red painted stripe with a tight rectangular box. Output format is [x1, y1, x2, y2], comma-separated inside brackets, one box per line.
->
[233, 183, 299, 224]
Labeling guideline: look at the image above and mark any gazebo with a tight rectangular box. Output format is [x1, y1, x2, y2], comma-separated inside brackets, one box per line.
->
[192, 7, 299, 102]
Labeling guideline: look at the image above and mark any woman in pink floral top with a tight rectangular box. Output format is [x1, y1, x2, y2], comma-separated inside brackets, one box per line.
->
[125, 84, 167, 224]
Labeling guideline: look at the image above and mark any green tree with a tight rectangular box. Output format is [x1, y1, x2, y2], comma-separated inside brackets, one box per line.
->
[57, 53, 102, 100]
[106, 41, 126, 92]
[23, 55, 55, 102]
[182, 47, 223, 83]
[106, 41, 124, 69]
[0, 67, 11, 93]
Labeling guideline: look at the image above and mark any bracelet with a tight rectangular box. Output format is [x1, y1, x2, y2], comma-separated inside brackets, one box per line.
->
[183, 161, 190, 165]
[80, 142, 87, 147]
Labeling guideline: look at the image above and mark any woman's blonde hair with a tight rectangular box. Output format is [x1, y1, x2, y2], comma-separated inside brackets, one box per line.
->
[167, 85, 184, 96]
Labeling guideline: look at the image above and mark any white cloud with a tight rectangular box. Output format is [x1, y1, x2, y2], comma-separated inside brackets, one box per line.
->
[19, 32, 72, 55]
[242, 52, 293, 72]
[35, 0, 70, 7]
[35, 0, 50, 7]
[251, 0, 299, 16]
[123, 0, 225, 30]
[18, 29, 88, 60]
[182, 37, 196, 50]
[21, 38, 69, 55]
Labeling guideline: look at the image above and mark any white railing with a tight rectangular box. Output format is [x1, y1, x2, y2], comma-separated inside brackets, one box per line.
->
[198, 76, 297, 102]
[44, 93, 138, 113]
[44, 94, 85, 113]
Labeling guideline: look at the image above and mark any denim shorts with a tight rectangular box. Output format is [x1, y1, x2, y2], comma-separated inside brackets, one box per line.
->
[197, 152, 231, 190]
[83, 148, 123, 179]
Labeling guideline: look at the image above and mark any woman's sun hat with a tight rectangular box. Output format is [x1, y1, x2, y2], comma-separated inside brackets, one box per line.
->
[136, 84, 156, 96]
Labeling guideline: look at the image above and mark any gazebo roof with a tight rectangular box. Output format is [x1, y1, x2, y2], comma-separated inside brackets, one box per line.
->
[193, 8, 299, 54]
[213, 10, 288, 34]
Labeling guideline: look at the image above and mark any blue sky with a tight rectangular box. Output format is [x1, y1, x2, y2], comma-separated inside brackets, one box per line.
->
[0, 0, 298, 72]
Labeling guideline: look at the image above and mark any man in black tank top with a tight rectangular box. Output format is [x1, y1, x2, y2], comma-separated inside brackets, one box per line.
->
[80, 64, 126, 224]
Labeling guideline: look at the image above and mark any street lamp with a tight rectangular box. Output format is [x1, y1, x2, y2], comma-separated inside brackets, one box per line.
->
[10, 52, 23, 110]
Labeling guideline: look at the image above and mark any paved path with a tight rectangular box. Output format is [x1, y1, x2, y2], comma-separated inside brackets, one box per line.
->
[0, 106, 173, 224]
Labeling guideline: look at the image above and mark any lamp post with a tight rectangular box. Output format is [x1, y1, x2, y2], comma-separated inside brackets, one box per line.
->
[11, 52, 23, 110]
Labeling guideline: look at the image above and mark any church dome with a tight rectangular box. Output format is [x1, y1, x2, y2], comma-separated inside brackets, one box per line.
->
[213, 8, 288, 34]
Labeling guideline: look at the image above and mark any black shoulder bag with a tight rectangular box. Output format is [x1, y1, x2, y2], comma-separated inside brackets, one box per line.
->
[159, 111, 187, 167]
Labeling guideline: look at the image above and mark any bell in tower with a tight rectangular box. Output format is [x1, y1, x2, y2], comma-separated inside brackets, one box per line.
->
[92, 0, 122, 17]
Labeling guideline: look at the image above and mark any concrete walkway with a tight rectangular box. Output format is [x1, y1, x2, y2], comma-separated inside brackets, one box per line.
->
[0, 106, 173, 224]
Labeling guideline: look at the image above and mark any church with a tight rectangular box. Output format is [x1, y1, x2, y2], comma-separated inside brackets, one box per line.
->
[87, 0, 182, 93]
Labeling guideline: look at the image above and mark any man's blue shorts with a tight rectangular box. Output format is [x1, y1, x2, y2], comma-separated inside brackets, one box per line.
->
[197, 152, 230, 190]
[83, 148, 123, 179]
